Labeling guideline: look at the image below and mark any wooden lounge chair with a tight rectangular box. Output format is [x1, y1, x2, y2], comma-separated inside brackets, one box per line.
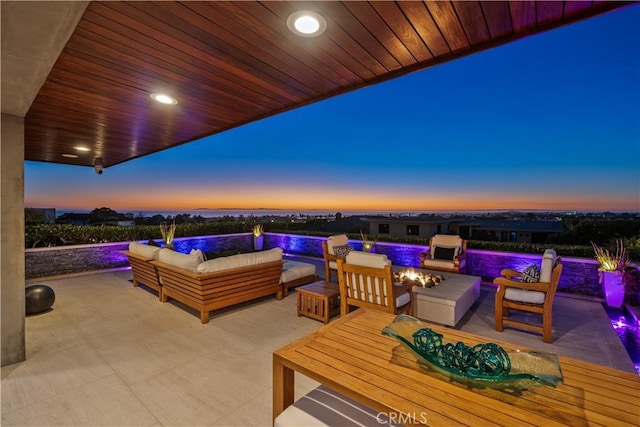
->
[419, 234, 467, 274]
[336, 251, 412, 317]
[494, 249, 563, 343]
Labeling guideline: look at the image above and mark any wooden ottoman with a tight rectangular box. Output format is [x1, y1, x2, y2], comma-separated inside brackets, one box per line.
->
[296, 280, 340, 324]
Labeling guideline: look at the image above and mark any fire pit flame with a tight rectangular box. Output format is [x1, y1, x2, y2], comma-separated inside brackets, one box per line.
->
[395, 269, 446, 288]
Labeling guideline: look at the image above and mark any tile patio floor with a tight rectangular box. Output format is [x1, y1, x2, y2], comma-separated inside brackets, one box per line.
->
[2, 255, 636, 426]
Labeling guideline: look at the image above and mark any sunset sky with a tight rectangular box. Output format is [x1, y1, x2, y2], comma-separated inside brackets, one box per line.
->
[25, 6, 640, 214]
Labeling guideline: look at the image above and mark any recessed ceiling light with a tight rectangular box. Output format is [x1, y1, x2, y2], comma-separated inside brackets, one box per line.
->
[287, 11, 327, 37]
[74, 146, 90, 152]
[150, 93, 177, 105]
[62, 153, 79, 158]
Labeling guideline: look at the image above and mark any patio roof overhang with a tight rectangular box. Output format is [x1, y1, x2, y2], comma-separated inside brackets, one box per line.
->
[2, 1, 633, 169]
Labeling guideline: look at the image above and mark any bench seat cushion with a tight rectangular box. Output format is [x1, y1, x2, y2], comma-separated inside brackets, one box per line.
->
[129, 241, 161, 261]
[275, 385, 402, 427]
[196, 248, 283, 273]
[423, 258, 466, 270]
[281, 261, 316, 284]
[158, 248, 204, 272]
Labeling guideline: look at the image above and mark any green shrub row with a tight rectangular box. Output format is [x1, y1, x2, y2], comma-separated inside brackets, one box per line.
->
[25, 222, 250, 248]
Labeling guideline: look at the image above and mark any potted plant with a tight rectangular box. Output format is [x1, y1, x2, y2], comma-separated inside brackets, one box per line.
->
[253, 224, 264, 250]
[592, 239, 630, 307]
[360, 231, 378, 253]
[160, 221, 176, 250]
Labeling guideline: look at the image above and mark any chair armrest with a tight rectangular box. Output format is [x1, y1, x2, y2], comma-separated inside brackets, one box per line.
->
[325, 253, 341, 262]
[499, 269, 523, 279]
[493, 277, 549, 292]
[419, 252, 431, 266]
[393, 281, 411, 296]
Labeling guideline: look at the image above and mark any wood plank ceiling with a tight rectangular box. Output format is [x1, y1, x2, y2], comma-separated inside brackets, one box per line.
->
[25, 1, 631, 168]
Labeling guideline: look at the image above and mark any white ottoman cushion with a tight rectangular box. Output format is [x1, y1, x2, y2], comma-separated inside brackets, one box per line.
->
[281, 261, 316, 284]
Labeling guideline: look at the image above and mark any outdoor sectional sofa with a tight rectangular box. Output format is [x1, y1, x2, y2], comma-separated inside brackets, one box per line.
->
[152, 247, 285, 324]
[122, 242, 318, 323]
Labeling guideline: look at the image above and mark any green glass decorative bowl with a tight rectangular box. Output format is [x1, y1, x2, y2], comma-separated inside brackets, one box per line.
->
[382, 314, 563, 390]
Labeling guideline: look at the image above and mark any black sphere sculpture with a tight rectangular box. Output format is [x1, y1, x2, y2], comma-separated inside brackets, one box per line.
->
[25, 285, 55, 315]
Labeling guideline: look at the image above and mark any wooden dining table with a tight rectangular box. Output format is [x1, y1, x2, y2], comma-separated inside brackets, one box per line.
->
[273, 308, 640, 426]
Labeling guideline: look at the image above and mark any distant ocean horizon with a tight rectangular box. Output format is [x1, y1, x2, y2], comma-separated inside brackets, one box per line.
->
[51, 207, 614, 218]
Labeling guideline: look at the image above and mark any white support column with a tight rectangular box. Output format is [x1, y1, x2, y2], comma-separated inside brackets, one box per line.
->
[1, 113, 26, 366]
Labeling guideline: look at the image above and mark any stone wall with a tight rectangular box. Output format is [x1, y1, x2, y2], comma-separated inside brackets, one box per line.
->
[26, 232, 605, 298]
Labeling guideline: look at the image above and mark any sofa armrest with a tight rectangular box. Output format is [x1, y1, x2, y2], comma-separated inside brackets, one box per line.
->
[120, 250, 152, 262]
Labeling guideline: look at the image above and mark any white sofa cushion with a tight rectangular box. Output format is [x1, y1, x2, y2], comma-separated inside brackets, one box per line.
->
[158, 248, 202, 272]
[196, 248, 283, 274]
[345, 251, 391, 268]
[327, 234, 349, 255]
[394, 290, 411, 308]
[281, 261, 316, 284]
[505, 288, 545, 304]
[423, 258, 466, 271]
[129, 241, 161, 261]
[344, 251, 399, 306]
[540, 249, 557, 283]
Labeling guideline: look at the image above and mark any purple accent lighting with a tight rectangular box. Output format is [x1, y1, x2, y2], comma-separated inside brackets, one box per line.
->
[604, 305, 640, 375]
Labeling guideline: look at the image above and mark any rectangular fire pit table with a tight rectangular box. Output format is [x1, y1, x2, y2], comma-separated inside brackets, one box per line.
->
[394, 267, 481, 327]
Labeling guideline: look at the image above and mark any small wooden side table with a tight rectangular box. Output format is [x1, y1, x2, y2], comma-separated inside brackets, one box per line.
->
[296, 280, 340, 324]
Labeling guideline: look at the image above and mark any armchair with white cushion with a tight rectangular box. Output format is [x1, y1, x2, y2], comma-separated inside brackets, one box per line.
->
[336, 251, 412, 317]
[419, 234, 467, 274]
[321, 234, 351, 283]
[493, 249, 563, 343]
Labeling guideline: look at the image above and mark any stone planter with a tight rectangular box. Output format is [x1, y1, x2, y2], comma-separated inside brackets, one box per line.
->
[253, 235, 264, 251]
[600, 270, 625, 308]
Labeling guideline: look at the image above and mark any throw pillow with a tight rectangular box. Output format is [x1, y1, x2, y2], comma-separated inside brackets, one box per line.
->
[433, 246, 456, 261]
[333, 244, 354, 258]
[190, 249, 206, 262]
[521, 265, 541, 283]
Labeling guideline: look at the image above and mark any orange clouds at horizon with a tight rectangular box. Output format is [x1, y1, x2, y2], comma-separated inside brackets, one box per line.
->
[26, 186, 640, 213]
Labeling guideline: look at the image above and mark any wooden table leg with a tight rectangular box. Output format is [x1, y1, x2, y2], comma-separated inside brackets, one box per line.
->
[273, 355, 294, 424]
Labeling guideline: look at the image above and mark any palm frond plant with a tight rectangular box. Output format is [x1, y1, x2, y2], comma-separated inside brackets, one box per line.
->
[253, 224, 264, 237]
[591, 239, 630, 272]
[360, 231, 378, 252]
[592, 239, 630, 307]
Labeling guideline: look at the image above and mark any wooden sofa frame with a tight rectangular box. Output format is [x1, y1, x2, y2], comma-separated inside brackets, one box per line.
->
[152, 260, 284, 324]
[120, 250, 162, 300]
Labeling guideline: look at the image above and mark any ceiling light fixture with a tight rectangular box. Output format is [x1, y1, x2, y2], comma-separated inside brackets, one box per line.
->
[287, 11, 327, 37]
[61, 153, 79, 158]
[150, 93, 177, 105]
[74, 146, 90, 152]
